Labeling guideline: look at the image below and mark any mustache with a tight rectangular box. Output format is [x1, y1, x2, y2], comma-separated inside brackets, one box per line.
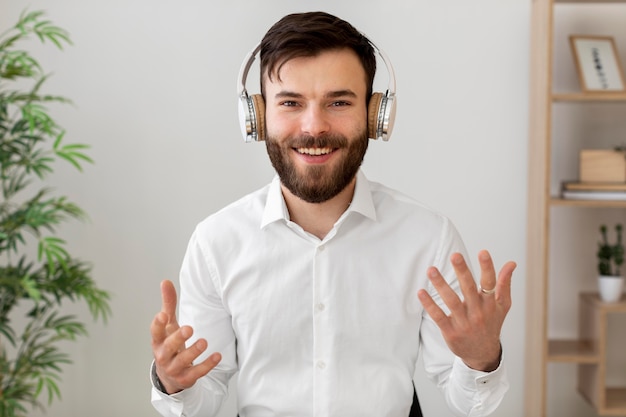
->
[286, 134, 348, 149]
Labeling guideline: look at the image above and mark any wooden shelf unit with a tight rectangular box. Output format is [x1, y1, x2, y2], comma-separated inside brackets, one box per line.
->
[526, 0, 626, 416]
[577, 293, 626, 416]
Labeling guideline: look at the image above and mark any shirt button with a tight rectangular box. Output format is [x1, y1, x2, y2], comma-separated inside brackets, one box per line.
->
[317, 361, 326, 369]
[318, 245, 325, 252]
[316, 303, 325, 312]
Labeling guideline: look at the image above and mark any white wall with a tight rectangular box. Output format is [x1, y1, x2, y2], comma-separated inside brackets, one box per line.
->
[0, 1, 530, 416]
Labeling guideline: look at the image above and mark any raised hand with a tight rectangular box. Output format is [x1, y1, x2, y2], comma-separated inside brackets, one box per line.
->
[417, 250, 516, 372]
[150, 280, 222, 394]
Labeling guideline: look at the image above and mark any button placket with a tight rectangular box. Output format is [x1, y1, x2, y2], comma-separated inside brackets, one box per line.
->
[312, 243, 330, 415]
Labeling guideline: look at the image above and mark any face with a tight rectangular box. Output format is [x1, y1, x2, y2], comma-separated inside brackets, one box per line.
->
[263, 48, 369, 204]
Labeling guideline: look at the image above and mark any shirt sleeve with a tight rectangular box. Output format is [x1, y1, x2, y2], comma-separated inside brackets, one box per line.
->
[419, 217, 509, 417]
[150, 228, 238, 417]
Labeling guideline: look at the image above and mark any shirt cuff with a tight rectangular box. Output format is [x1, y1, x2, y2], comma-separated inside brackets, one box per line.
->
[150, 360, 168, 393]
[455, 353, 502, 378]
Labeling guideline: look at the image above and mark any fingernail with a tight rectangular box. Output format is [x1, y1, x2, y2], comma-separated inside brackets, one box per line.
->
[157, 313, 166, 324]
[181, 326, 191, 338]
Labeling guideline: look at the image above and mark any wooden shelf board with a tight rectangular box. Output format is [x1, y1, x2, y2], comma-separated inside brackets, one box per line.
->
[578, 387, 626, 416]
[553, 92, 626, 102]
[580, 292, 626, 312]
[605, 388, 626, 414]
[548, 339, 599, 363]
[555, 0, 626, 3]
[550, 197, 626, 208]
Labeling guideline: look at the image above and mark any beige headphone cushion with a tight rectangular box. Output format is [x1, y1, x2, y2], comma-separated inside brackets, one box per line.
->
[251, 94, 266, 141]
[368, 92, 383, 140]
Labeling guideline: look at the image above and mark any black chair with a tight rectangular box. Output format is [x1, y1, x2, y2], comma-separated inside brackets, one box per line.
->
[409, 382, 423, 417]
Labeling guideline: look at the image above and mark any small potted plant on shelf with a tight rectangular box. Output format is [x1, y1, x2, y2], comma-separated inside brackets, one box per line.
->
[597, 224, 625, 303]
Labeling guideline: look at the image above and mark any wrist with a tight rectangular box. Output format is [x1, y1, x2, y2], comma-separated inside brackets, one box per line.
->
[464, 343, 502, 372]
[151, 361, 171, 394]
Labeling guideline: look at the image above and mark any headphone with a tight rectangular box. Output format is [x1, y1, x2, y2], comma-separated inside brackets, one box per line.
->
[237, 38, 397, 143]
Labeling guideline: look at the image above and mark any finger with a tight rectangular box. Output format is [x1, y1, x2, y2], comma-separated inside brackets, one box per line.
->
[495, 260, 516, 306]
[161, 280, 178, 323]
[183, 351, 223, 385]
[449, 253, 479, 306]
[164, 350, 223, 393]
[477, 250, 497, 296]
[425, 266, 465, 315]
[150, 311, 169, 346]
[173, 337, 213, 369]
[158, 325, 194, 363]
[417, 289, 452, 332]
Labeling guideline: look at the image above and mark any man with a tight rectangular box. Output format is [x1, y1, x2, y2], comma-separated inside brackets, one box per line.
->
[150, 11, 516, 417]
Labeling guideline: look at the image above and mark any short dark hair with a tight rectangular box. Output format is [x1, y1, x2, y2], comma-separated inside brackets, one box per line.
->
[259, 11, 376, 98]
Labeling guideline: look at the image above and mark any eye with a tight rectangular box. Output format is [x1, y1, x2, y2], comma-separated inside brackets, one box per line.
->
[330, 100, 351, 107]
[279, 100, 299, 107]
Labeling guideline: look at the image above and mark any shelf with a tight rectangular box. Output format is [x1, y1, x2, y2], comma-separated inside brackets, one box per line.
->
[606, 388, 626, 414]
[550, 197, 626, 208]
[548, 339, 599, 363]
[526, 1, 626, 414]
[553, 92, 626, 102]
[577, 293, 626, 415]
[580, 292, 626, 311]
[555, 0, 626, 4]
[578, 387, 626, 416]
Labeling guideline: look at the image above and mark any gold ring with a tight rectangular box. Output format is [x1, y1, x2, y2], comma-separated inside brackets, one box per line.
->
[480, 286, 496, 295]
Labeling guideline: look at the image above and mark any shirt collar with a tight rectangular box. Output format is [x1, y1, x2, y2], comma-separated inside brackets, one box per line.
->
[261, 175, 289, 228]
[260, 169, 377, 229]
[347, 169, 377, 221]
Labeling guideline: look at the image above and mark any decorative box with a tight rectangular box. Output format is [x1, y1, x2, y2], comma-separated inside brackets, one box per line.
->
[580, 149, 626, 183]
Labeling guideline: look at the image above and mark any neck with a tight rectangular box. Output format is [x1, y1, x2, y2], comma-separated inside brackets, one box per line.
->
[281, 178, 356, 240]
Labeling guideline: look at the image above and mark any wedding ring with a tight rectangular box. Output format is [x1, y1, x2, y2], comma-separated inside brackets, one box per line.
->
[480, 286, 496, 295]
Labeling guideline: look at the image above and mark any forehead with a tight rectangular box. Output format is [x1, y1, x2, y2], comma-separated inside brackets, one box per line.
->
[263, 48, 368, 95]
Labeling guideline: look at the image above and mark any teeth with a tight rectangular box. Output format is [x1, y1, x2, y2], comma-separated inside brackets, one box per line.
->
[297, 147, 332, 156]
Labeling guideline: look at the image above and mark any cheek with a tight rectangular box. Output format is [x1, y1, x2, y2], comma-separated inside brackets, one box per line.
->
[264, 110, 293, 138]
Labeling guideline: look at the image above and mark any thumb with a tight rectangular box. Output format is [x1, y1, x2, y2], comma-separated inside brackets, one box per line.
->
[160, 280, 178, 324]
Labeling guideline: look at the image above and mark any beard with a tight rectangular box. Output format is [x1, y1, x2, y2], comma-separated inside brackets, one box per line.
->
[265, 129, 369, 204]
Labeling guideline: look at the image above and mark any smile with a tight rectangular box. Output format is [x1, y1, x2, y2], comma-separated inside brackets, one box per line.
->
[296, 147, 334, 156]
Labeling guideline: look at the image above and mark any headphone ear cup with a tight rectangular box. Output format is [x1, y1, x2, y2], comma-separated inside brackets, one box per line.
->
[238, 93, 266, 142]
[251, 94, 266, 141]
[367, 92, 383, 140]
[368, 91, 396, 141]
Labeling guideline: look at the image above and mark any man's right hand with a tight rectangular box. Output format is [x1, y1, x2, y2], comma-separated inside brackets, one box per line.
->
[150, 280, 222, 394]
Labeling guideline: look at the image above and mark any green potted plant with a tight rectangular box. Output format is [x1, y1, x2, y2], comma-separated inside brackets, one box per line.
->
[0, 10, 111, 417]
[597, 224, 625, 303]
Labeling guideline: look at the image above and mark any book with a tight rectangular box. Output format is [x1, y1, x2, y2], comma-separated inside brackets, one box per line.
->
[562, 190, 626, 201]
[561, 181, 626, 201]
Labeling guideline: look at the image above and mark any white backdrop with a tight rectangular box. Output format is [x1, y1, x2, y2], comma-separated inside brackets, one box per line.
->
[0, 1, 530, 416]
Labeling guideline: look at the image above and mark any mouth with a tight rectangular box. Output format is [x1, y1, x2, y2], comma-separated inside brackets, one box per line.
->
[296, 147, 334, 156]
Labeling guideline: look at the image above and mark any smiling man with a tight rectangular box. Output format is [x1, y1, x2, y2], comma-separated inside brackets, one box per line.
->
[150, 11, 516, 417]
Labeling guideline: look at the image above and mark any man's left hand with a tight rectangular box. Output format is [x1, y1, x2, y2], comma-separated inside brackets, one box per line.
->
[417, 250, 516, 372]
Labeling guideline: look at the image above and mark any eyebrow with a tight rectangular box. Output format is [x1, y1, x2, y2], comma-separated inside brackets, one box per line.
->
[274, 89, 358, 100]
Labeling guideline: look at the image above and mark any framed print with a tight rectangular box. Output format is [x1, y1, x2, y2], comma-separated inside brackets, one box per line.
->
[569, 35, 626, 92]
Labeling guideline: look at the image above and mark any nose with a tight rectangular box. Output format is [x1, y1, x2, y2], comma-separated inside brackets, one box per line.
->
[300, 105, 330, 137]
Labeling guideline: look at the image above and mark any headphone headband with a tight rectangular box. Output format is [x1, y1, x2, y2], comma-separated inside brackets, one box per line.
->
[237, 38, 397, 142]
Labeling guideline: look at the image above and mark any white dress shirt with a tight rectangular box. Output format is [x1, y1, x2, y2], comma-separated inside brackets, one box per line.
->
[151, 170, 508, 417]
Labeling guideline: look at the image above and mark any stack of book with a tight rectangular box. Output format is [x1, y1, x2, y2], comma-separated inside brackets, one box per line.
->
[561, 182, 626, 201]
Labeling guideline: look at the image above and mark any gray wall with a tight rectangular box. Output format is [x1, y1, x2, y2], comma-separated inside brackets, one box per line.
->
[1, 1, 530, 416]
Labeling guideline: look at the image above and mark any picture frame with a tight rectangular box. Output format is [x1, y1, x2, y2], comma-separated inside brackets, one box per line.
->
[569, 35, 626, 93]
